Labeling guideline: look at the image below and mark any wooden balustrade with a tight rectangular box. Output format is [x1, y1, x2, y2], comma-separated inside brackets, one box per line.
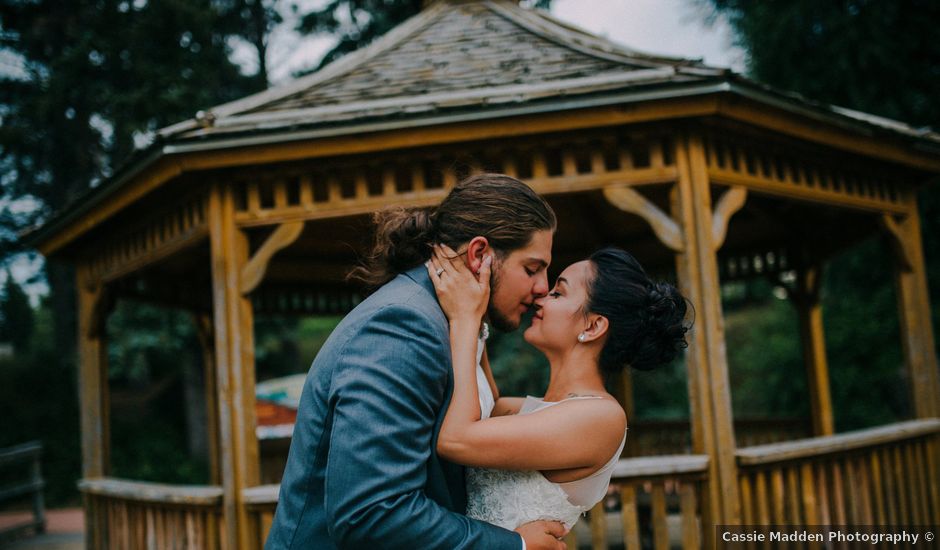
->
[79, 478, 224, 549]
[0, 441, 45, 542]
[244, 485, 279, 548]
[736, 419, 940, 528]
[139, 420, 939, 550]
[571, 455, 709, 550]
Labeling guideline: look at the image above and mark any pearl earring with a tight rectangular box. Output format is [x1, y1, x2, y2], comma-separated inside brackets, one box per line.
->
[577, 333, 586, 343]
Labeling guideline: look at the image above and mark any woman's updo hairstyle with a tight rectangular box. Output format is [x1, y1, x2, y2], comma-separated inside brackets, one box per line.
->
[586, 247, 692, 375]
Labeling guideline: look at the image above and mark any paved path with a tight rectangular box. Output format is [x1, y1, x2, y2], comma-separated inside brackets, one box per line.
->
[1, 509, 84, 550]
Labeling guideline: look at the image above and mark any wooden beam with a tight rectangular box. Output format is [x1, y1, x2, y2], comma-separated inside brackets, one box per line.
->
[711, 186, 747, 251]
[880, 214, 915, 272]
[708, 167, 908, 214]
[603, 184, 684, 252]
[716, 96, 940, 173]
[76, 266, 111, 480]
[673, 131, 741, 537]
[889, 206, 940, 418]
[193, 313, 221, 485]
[208, 184, 261, 550]
[790, 265, 835, 436]
[239, 221, 305, 295]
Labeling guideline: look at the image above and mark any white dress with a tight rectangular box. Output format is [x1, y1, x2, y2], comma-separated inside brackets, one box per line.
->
[466, 352, 627, 530]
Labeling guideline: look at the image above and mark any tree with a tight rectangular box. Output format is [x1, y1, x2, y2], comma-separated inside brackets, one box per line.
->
[0, 271, 33, 351]
[1, 0, 262, 353]
[701, 0, 940, 428]
[218, 0, 283, 88]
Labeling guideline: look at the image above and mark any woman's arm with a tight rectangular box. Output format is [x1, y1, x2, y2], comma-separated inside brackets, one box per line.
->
[428, 246, 625, 473]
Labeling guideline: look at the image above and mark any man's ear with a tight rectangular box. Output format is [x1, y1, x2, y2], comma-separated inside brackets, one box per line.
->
[466, 236, 490, 274]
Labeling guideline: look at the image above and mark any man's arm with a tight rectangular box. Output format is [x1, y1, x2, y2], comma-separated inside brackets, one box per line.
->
[324, 302, 521, 549]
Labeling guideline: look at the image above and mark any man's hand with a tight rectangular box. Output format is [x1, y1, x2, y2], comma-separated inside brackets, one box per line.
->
[515, 520, 568, 550]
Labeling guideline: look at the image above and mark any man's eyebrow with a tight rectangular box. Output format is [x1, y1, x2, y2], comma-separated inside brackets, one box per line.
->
[525, 258, 548, 268]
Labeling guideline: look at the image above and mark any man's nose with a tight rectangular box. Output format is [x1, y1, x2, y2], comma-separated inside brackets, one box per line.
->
[532, 272, 549, 297]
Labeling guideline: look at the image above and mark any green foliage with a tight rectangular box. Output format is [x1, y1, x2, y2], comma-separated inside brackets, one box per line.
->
[723, 282, 808, 419]
[0, 273, 33, 351]
[0, 299, 80, 506]
[822, 238, 909, 429]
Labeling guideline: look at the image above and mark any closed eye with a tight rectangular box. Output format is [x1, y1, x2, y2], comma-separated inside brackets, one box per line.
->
[549, 291, 561, 298]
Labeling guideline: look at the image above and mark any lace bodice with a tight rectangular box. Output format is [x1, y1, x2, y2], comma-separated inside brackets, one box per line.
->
[465, 396, 626, 530]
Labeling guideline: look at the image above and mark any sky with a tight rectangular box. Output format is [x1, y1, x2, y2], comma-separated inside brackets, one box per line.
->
[6, 0, 747, 300]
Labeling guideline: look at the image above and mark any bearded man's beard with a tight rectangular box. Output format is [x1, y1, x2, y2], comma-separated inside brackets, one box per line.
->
[486, 267, 522, 332]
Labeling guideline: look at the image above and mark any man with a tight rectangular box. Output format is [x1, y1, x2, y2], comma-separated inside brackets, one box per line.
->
[266, 174, 566, 549]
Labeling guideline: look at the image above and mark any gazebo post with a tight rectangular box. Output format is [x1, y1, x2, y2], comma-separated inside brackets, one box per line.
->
[883, 208, 940, 418]
[208, 184, 261, 549]
[672, 131, 741, 533]
[791, 265, 835, 435]
[193, 313, 222, 485]
[76, 266, 111, 549]
[76, 266, 111, 480]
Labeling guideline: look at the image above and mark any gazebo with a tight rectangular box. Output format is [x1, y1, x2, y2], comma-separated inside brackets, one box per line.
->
[28, 1, 940, 548]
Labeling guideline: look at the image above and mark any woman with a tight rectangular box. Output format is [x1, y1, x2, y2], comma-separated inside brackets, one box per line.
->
[427, 244, 691, 530]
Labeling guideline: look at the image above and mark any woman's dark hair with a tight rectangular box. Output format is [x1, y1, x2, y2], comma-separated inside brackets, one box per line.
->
[585, 247, 692, 375]
[350, 173, 556, 288]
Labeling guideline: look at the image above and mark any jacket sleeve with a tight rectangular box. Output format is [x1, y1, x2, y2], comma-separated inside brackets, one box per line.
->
[324, 301, 521, 549]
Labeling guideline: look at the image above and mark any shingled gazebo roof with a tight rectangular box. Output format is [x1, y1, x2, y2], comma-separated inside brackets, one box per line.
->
[156, 0, 940, 148]
[157, 0, 718, 142]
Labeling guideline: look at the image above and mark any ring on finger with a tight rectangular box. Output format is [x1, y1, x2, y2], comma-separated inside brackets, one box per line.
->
[436, 268, 445, 277]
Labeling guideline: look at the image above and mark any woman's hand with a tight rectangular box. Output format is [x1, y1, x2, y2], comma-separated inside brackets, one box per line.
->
[427, 244, 492, 324]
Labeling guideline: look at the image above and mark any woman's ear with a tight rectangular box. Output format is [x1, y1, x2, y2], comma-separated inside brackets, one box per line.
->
[582, 315, 609, 343]
[466, 236, 490, 274]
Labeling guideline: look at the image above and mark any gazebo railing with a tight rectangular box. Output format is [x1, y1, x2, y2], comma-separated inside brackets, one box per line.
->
[0, 441, 46, 542]
[736, 418, 940, 527]
[576, 454, 709, 550]
[79, 477, 223, 549]
[243, 485, 279, 549]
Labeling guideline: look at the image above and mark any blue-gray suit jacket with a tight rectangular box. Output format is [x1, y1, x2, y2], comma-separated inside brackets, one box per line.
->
[265, 265, 521, 549]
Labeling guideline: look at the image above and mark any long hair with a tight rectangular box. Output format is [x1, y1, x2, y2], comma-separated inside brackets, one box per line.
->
[349, 173, 556, 289]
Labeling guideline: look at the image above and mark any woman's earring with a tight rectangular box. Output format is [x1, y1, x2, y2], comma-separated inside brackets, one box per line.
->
[577, 333, 586, 343]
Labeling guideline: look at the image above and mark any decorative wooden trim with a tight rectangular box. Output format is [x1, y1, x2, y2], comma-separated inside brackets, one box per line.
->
[231, 131, 678, 227]
[603, 184, 684, 252]
[86, 191, 209, 285]
[880, 214, 914, 272]
[704, 133, 909, 214]
[711, 186, 747, 251]
[239, 221, 305, 295]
